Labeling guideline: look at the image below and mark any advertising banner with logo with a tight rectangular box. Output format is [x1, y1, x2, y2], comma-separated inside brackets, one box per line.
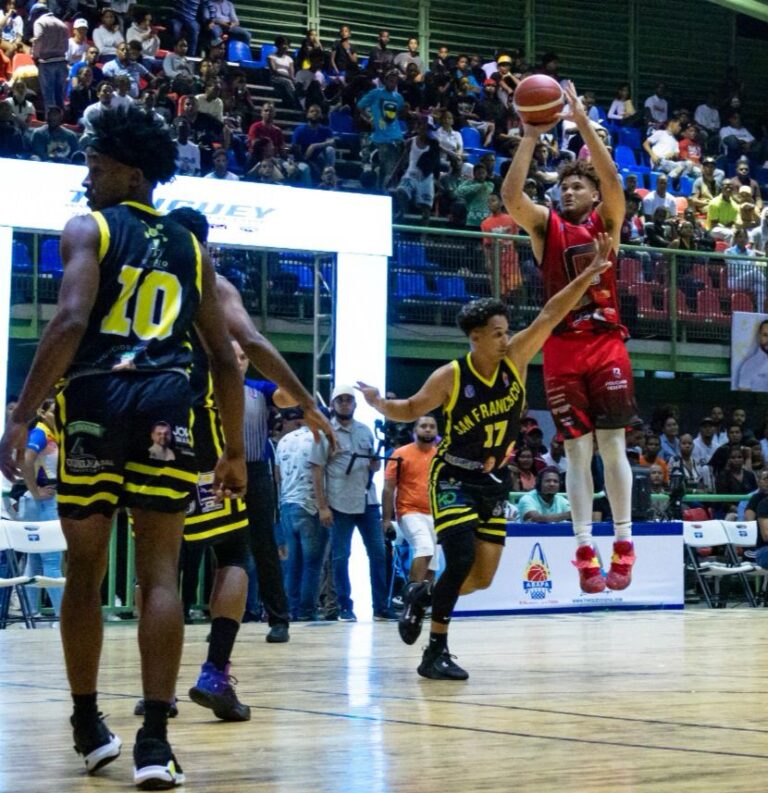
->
[0, 159, 391, 257]
[455, 522, 683, 616]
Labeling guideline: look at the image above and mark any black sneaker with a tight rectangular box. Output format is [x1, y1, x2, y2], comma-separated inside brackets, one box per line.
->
[71, 713, 122, 774]
[134, 698, 178, 718]
[266, 623, 290, 643]
[373, 607, 398, 621]
[133, 728, 185, 790]
[398, 582, 431, 645]
[417, 648, 469, 681]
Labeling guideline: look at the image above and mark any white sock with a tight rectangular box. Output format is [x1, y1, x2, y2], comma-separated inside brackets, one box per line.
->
[564, 434, 595, 547]
[595, 428, 633, 541]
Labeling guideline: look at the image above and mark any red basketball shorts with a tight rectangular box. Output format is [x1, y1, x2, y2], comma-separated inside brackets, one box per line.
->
[542, 331, 638, 439]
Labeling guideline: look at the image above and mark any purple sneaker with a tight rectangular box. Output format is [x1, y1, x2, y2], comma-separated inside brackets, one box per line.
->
[188, 662, 251, 722]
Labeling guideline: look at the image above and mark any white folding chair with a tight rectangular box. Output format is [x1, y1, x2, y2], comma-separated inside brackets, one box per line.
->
[0, 523, 36, 629]
[683, 520, 756, 608]
[721, 520, 768, 605]
[1, 518, 67, 627]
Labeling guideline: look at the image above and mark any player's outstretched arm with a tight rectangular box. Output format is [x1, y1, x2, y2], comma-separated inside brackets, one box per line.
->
[560, 81, 624, 245]
[507, 232, 613, 373]
[194, 251, 246, 498]
[357, 364, 454, 422]
[218, 275, 336, 448]
[0, 215, 101, 481]
[500, 124, 550, 245]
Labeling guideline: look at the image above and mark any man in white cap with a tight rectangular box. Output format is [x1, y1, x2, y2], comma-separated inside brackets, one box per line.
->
[310, 384, 394, 622]
[67, 18, 89, 65]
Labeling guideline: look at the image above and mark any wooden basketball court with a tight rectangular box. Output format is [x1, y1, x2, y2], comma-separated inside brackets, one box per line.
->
[1, 609, 766, 792]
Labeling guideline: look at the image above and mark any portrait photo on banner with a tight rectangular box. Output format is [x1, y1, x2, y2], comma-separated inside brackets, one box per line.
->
[731, 310, 768, 392]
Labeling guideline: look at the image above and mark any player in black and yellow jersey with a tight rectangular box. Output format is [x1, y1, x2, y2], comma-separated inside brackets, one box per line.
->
[0, 107, 246, 791]
[146, 208, 334, 724]
[359, 233, 614, 681]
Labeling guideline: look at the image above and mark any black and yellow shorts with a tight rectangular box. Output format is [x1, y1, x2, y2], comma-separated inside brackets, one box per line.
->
[429, 459, 511, 546]
[56, 371, 198, 520]
[184, 404, 248, 545]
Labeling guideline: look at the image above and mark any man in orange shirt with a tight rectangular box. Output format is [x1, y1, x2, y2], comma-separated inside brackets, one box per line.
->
[480, 194, 522, 299]
[382, 415, 439, 643]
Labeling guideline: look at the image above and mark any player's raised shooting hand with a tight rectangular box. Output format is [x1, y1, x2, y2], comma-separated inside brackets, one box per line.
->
[557, 81, 589, 128]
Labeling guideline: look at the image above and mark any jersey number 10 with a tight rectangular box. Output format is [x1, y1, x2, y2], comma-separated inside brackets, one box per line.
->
[101, 265, 182, 341]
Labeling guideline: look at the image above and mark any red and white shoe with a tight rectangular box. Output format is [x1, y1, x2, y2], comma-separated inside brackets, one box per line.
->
[572, 545, 606, 593]
[606, 540, 636, 591]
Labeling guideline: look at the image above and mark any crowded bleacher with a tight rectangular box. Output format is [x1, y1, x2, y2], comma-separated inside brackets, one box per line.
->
[2, 0, 766, 337]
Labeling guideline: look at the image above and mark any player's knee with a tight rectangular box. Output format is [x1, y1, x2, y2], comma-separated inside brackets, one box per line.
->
[442, 529, 476, 581]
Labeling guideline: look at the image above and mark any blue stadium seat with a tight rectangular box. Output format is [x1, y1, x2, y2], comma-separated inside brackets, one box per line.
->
[39, 238, 63, 276]
[621, 168, 648, 189]
[618, 127, 642, 151]
[394, 241, 427, 268]
[435, 276, 469, 301]
[393, 272, 432, 298]
[281, 264, 314, 290]
[494, 157, 509, 176]
[227, 39, 259, 69]
[329, 108, 360, 146]
[460, 127, 482, 150]
[252, 43, 276, 69]
[615, 145, 638, 169]
[678, 175, 694, 197]
[12, 240, 31, 271]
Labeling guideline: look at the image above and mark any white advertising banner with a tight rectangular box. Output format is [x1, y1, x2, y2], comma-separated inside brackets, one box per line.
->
[455, 522, 683, 616]
[731, 310, 768, 392]
[0, 159, 392, 257]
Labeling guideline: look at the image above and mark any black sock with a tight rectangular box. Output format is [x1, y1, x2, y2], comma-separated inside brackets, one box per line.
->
[142, 700, 170, 741]
[72, 692, 98, 722]
[428, 631, 448, 655]
[207, 617, 240, 671]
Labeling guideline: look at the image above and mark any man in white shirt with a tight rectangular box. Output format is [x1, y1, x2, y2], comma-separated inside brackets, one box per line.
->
[174, 117, 200, 176]
[204, 147, 239, 180]
[737, 319, 768, 392]
[692, 417, 720, 465]
[720, 112, 755, 160]
[643, 82, 668, 127]
[275, 408, 328, 621]
[67, 18, 89, 65]
[643, 117, 690, 177]
[642, 173, 677, 219]
[542, 433, 568, 475]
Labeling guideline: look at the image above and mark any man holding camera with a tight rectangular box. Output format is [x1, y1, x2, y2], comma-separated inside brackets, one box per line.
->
[310, 385, 393, 622]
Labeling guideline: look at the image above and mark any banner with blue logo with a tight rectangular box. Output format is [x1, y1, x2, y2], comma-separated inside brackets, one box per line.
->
[455, 522, 684, 616]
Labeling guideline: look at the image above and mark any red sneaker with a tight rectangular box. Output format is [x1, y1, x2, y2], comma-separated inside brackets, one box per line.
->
[572, 545, 606, 593]
[606, 540, 636, 591]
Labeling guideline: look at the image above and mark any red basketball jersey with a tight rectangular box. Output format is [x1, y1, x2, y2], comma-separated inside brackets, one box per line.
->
[539, 209, 627, 337]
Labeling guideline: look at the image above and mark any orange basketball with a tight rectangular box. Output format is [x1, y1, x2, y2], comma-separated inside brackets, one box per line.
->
[513, 74, 564, 125]
[527, 564, 548, 582]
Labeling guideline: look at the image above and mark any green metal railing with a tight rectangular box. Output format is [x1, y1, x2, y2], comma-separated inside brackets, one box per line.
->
[391, 224, 768, 360]
[11, 228, 766, 356]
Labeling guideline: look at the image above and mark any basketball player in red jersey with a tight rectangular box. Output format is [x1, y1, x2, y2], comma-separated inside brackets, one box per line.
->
[501, 82, 637, 594]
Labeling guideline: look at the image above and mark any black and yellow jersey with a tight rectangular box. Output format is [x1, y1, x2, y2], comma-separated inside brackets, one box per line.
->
[189, 332, 214, 410]
[68, 201, 202, 377]
[436, 353, 525, 474]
